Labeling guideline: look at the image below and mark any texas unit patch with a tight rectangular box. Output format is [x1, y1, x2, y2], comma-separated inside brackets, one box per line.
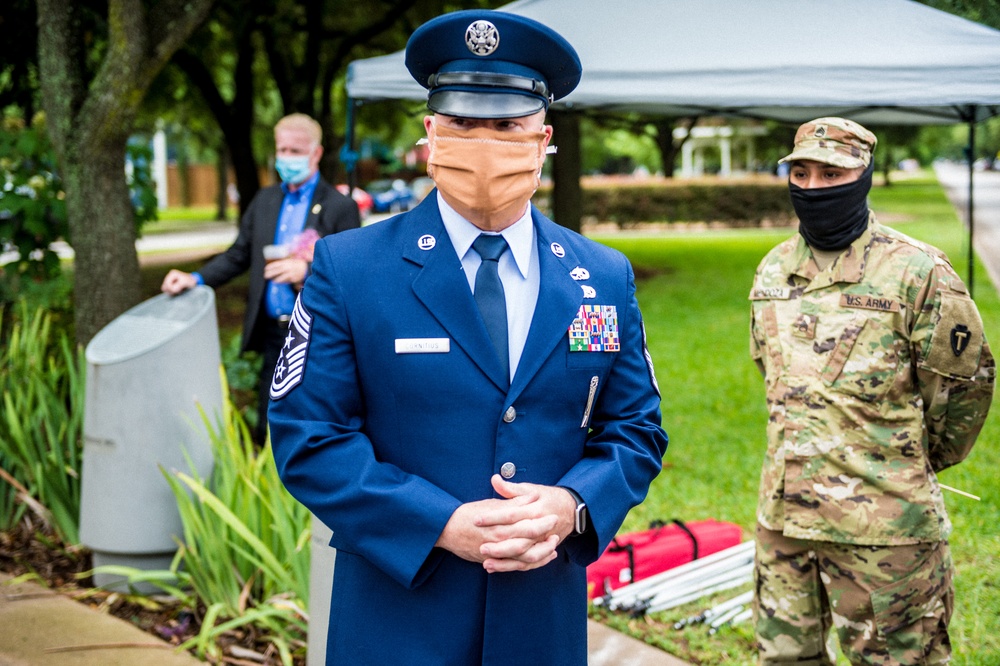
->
[568, 304, 620, 352]
[270, 297, 313, 399]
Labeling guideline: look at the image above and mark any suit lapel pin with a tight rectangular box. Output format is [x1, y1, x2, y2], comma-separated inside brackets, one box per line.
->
[418, 234, 436, 250]
[312, 203, 322, 215]
[570, 267, 590, 280]
[550, 242, 565, 258]
[582, 285, 596, 298]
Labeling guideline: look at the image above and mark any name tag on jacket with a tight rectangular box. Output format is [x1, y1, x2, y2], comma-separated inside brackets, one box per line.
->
[749, 287, 791, 300]
[839, 294, 900, 312]
[395, 338, 451, 354]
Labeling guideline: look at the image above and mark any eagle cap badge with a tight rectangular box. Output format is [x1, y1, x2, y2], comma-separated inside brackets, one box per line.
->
[466, 20, 499, 56]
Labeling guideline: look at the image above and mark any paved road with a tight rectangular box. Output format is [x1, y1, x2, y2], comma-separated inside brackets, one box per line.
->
[933, 161, 1000, 294]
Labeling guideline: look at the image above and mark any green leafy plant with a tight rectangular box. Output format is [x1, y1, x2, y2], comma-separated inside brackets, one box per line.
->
[0, 303, 85, 543]
[0, 112, 67, 287]
[103, 386, 312, 663]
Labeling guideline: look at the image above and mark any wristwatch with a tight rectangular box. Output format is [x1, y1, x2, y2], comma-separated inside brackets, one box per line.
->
[562, 487, 588, 535]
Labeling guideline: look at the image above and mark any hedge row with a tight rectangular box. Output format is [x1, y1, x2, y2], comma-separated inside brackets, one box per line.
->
[535, 180, 796, 228]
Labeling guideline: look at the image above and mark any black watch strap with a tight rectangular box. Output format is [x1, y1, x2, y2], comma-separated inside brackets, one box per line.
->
[560, 486, 588, 535]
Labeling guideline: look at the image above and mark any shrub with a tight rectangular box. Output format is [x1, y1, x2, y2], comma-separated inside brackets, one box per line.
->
[101, 389, 311, 664]
[536, 179, 795, 228]
[0, 303, 85, 543]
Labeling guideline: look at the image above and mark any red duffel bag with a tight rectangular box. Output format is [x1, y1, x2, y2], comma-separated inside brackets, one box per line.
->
[586, 519, 744, 600]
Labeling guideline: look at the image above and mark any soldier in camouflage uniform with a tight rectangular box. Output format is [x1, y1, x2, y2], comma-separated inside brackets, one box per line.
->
[748, 117, 995, 665]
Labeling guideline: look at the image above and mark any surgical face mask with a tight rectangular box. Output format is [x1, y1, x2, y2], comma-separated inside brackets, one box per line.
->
[789, 161, 874, 251]
[425, 123, 549, 230]
[275, 155, 313, 185]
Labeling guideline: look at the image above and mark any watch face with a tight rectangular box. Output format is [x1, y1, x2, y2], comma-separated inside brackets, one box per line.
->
[574, 503, 588, 535]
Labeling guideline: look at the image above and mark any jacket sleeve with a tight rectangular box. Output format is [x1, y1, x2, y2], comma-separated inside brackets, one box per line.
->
[911, 261, 996, 472]
[197, 191, 260, 287]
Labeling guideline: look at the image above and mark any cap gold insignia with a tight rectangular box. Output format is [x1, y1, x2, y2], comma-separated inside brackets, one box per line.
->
[312, 204, 322, 215]
[466, 20, 499, 56]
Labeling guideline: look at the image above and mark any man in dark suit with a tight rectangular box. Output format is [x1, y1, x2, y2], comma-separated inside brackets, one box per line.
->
[268, 11, 668, 664]
[162, 113, 360, 443]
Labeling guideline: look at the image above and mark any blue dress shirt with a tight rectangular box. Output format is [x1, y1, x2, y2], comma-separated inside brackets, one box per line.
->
[265, 172, 319, 318]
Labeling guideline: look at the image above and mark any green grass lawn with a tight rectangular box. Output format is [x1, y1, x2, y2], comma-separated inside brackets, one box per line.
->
[141, 205, 234, 234]
[590, 174, 1000, 665]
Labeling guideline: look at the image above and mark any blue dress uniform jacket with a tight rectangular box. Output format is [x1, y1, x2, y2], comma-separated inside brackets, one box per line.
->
[268, 193, 667, 665]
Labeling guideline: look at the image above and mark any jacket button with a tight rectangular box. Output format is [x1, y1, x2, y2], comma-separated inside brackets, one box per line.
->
[503, 406, 517, 423]
[500, 462, 516, 479]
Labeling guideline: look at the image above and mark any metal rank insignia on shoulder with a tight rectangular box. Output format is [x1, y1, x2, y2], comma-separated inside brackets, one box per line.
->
[568, 304, 620, 352]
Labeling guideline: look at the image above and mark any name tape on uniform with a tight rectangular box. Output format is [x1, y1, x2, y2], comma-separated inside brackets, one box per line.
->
[840, 294, 900, 312]
[749, 287, 791, 300]
[395, 338, 451, 354]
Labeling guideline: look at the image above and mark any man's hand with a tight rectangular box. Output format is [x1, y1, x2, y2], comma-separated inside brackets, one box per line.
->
[435, 475, 579, 573]
[264, 257, 308, 286]
[161, 269, 198, 295]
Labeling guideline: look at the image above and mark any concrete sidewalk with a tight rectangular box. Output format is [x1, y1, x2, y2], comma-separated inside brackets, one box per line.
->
[1, 573, 690, 666]
[0, 573, 199, 666]
[933, 161, 1000, 292]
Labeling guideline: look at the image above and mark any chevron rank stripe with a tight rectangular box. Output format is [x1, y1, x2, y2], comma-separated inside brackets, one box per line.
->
[270, 296, 314, 400]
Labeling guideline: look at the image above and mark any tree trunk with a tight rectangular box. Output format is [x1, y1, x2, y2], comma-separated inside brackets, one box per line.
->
[37, 0, 214, 345]
[216, 143, 229, 221]
[64, 137, 142, 343]
[549, 110, 582, 233]
[654, 116, 697, 179]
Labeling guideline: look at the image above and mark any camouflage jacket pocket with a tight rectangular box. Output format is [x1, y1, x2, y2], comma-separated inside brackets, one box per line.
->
[870, 542, 953, 663]
[820, 316, 901, 403]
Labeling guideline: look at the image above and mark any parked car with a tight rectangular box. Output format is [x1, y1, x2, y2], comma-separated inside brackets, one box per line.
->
[336, 184, 374, 219]
[367, 179, 414, 213]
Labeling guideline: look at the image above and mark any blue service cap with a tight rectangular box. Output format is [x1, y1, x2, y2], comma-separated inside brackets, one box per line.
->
[405, 10, 582, 119]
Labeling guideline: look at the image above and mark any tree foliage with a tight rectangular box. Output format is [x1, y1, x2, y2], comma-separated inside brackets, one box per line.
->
[0, 113, 66, 287]
[164, 0, 509, 214]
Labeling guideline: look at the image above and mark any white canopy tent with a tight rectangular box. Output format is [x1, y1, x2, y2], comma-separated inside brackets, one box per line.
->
[345, 0, 1000, 292]
[347, 0, 1000, 124]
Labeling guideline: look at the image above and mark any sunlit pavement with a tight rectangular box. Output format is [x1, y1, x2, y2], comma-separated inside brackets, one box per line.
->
[933, 161, 1000, 293]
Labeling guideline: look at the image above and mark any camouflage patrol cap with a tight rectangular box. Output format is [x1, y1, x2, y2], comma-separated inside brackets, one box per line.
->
[778, 117, 877, 169]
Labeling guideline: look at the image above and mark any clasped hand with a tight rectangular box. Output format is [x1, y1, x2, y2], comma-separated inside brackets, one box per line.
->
[436, 475, 577, 573]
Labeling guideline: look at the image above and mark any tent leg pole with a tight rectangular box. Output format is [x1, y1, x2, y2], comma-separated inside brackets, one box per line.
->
[968, 116, 976, 298]
[966, 114, 976, 297]
[343, 98, 360, 193]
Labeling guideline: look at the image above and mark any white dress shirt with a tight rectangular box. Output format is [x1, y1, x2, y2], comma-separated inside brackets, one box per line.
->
[437, 192, 540, 381]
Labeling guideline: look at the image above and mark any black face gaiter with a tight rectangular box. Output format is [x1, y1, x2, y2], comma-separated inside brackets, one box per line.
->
[789, 161, 874, 251]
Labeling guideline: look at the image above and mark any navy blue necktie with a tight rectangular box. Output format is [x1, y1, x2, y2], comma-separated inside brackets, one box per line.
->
[472, 234, 510, 381]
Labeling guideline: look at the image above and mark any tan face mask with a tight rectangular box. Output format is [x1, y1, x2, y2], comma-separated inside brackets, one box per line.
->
[426, 123, 548, 230]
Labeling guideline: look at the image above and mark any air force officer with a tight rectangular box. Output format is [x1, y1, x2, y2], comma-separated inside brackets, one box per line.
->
[268, 10, 669, 665]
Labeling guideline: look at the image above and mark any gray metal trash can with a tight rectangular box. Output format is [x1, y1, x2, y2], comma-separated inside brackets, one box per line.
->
[79, 286, 223, 590]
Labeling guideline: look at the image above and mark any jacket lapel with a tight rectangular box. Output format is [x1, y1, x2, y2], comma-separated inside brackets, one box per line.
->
[303, 180, 328, 231]
[508, 216, 583, 402]
[404, 201, 509, 391]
